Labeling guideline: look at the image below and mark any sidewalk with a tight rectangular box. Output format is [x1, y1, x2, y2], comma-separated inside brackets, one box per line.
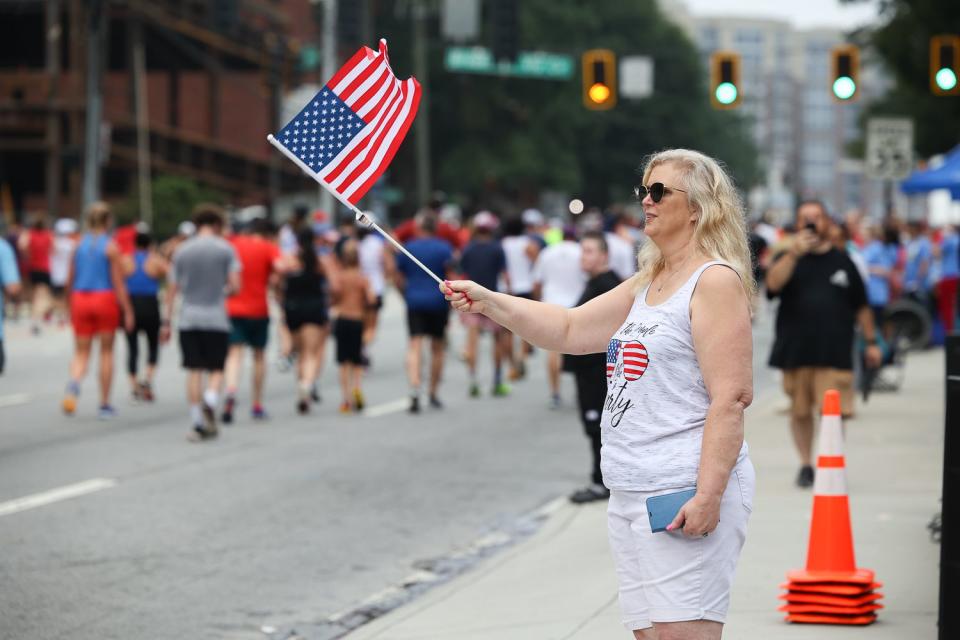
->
[348, 350, 944, 639]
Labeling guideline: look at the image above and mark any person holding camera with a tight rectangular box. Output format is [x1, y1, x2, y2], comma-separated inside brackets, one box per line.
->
[766, 200, 882, 488]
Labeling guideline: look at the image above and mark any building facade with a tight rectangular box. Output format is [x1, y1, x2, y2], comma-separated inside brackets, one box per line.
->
[664, 1, 891, 221]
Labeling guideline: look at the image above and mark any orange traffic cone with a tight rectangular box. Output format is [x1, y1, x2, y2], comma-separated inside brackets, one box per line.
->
[779, 389, 883, 625]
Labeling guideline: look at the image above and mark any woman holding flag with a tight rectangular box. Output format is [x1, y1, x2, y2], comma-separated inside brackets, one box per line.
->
[443, 149, 755, 639]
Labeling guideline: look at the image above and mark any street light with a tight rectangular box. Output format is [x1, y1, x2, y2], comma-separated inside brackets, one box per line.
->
[830, 45, 859, 102]
[930, 35, 960, 95]
[709, 52, 741, 109]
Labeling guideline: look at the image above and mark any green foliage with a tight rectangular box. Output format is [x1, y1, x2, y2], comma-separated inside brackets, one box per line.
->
[373, 0, 759, 213]
[117, 175, 225, 239]
[848, 0, 960, 156]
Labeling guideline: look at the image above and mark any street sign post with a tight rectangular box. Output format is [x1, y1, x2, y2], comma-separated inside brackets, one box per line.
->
[444, 46, 574, 80]
[866, 117, 914, 181]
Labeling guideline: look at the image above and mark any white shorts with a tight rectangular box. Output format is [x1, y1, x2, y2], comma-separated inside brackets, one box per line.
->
[606, 458, 755, 631]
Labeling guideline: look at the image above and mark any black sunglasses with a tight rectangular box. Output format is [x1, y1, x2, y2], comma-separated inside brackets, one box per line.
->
[634, 183, 687, 203]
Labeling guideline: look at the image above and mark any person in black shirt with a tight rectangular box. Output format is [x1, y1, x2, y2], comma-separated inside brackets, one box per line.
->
[766, 200, 881, 488]
[564, 231, 622, 503]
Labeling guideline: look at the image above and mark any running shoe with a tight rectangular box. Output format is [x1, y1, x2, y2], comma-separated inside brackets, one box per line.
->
[339, 401, 352, 414]
[297, 398, 310, 415]
[549, 394, 561, 410]
[220, 396, 235, 425]
[62, 382, 79, 415]
[492, 382, 511, 397]
[187, 424, 218, 442]
[428, 395, 444, 410]
[353, 389, 365, 412]
[139, 381, 155, 402]
[408, 396, 420, 414]
[251, 405, 268, 421]
[203, 403, 218, 432]
[469, 383, 480, 398]
[310, 384, 321, 403]
[97, 405, 117, 420]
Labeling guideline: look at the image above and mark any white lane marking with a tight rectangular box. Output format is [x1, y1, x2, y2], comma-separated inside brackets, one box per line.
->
[0, 393, 30, 409]
[362, 398, 409, 418]
[0, 478, 117, 517]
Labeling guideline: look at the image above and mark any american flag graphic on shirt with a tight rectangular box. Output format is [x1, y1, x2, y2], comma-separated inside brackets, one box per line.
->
[607, 338, 649, 381]
[274, 39, 420, 205]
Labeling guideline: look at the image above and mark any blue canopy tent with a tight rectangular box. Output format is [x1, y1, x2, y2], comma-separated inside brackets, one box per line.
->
[900, 144, 960, 200]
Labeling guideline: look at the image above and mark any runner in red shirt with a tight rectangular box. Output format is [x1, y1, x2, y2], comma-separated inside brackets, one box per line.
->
[18, 218, 54, 335]
[222, 217, 281, 422]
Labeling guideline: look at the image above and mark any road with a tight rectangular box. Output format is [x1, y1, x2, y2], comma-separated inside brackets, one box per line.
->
[1, 292, 777, 639]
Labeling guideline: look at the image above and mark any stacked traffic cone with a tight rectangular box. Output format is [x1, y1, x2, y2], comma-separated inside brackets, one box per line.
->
[779, 389, 884, 625]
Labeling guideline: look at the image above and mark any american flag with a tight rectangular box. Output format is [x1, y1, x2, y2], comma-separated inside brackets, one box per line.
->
[607, 339, 649, 381]
[273, 39, 420, 205]
[606, 339, 621, 378]
[621, 341, 649, 381]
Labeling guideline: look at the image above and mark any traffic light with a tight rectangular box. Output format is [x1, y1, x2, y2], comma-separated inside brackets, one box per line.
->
[830, 45, 860, 102]
[337, 0, 364, 47]
[709, 51, 741, 109]
[930, 34, 960, 95]
[490, 0, 519, 63]
[582, 49, 616, 110]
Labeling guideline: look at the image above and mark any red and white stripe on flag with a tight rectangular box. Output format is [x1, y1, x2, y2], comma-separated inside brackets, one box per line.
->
[274, 39, 420, 205]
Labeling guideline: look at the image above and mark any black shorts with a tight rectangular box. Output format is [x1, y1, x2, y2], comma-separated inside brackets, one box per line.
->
[406, 308, 449, 339]
[179, 329, 229, 371]
[229, 317, 270, 349]
[284, 304, 328, 331]
[29, 271, 51, 287]
[369, 294, 384, 311]
[333, 317, 364, 364]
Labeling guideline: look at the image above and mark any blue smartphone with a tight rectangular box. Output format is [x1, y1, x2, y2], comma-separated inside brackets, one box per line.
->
[646, 488, 697, 533]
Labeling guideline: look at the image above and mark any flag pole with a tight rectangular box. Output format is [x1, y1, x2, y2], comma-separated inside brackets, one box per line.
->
[267, 134, 444, 285]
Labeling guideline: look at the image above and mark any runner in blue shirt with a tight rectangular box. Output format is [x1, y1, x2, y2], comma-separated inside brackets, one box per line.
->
[863, 225, 897, 327]
[394, 212, 453, 413]
[0, 236, 22, 375]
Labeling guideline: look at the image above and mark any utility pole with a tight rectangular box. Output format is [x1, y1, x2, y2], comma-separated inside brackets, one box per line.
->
[45, 0, 62, 217]
[412, 0, 431, 206]
[318, 0, 336, 218]
[267, 32, 283, 221]
[81, 0, 104, 212]
[130, 14, 152, 226]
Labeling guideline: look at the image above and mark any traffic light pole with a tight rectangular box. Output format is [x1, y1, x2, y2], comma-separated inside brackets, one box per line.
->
[412, 0, 431, 207]
[319, 0, 336, 218]
[81, 0, 104, 212]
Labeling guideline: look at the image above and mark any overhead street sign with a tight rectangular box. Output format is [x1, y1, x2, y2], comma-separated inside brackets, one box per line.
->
[444, 46, 574, 80]
[866, 117, 914, 181]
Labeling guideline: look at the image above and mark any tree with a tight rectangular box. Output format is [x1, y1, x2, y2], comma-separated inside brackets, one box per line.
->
[847, 0, 960, 157]
[371, 0, 759, 215]
[116, 175, 225, 239]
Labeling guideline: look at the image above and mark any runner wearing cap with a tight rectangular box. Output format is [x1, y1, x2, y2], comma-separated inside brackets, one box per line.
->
[459, 211, 510, 397]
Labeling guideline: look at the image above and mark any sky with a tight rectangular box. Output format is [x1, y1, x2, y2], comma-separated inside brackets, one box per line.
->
[678, 0, 881, 30]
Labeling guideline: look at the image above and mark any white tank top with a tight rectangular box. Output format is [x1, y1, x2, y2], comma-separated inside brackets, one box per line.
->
[600, 260, 749, 491]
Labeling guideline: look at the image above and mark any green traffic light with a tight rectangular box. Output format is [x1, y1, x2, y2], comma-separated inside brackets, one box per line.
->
[715, 82, 738, 105]
[936, 67, 958, 91]
[832, 76, 856, 100]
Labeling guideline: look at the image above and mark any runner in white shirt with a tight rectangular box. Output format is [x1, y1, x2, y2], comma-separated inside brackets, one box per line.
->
[500, 214, 544, 380]
[605, 213, 639, 279]
[51, 218, 77, 325]
[357, 224, 389, 363]
[533, 227, 586, 408]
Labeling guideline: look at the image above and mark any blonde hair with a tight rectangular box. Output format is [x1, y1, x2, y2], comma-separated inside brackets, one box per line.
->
[633, 149, 754, 298]
[84, 201, 112, 231]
